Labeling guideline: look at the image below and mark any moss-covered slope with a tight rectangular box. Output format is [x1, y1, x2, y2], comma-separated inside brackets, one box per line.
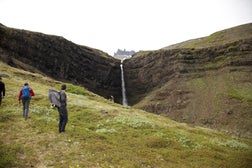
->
[124, 23, 252, 137]
[1, 62, 251, 168]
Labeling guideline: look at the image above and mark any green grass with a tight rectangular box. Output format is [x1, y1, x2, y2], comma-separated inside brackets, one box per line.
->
[163, 23, 252, 50]
[228, 88, 252, 107]
[0, 61, 252, 168]
[228, 88, 252, 101]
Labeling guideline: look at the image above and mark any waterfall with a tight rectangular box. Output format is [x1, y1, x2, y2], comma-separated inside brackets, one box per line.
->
[120, 59, 128, 106]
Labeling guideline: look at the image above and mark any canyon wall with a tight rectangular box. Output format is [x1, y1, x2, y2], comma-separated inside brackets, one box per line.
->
[0, 24, 122, 102]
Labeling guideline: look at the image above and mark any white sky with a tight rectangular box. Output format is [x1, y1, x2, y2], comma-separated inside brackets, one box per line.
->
[0, 0, 252, 55]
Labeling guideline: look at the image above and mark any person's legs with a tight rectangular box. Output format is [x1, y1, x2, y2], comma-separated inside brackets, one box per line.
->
[61, 115, 68, 132]
[22, 100, 26, 118]
[58, 106, 68, 133]
[59, 113, 64, 133]
[22, 99, 30, 119]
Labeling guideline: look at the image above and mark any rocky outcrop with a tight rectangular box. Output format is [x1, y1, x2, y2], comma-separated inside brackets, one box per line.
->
[0, 24, 122, 102]
[124, 39, 252, 102]
[113, 49, 135, 60]
[123, 38, 252, 137]
[114, 49, 135, 56]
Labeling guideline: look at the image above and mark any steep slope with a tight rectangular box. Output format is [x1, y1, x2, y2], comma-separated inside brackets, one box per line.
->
[124, 23, 252, 137]
[163, 23, 252, 49]
[1, 23, 251, 138]
[0, 24, 122, 102]
[0, 62, 251, 168]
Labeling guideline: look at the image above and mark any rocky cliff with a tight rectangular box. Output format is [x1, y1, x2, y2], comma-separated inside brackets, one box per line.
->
[1, 23, 251, 137]
[123, 23, 252, 137]
[0, 24, 122, 102]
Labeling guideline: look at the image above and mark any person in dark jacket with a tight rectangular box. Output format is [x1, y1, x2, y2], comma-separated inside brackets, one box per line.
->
[58, 84, 68, 133]
[0, 77, 5, 106]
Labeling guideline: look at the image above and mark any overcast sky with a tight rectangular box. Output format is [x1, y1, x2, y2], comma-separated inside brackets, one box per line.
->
[1, 0, 252, 55]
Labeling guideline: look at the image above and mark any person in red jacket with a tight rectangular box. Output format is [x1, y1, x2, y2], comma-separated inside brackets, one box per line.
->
[18, 83, 35, 120]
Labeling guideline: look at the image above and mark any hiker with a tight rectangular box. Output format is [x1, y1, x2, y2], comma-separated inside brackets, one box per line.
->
[58, 84, 68, 133]
[18, 83, 35, 120]
[0, 77, 5, 106]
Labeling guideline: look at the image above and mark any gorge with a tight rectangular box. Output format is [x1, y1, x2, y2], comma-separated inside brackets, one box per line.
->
[0, 23, 252, 137]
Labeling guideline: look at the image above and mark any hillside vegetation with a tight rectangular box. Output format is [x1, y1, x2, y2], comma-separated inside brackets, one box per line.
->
[1, 23, 251, 138]
[0, 61, 252, 167]
[0, 24, 122, 103]
[124, 23, 252, 137]
[163, 23, 252, 49]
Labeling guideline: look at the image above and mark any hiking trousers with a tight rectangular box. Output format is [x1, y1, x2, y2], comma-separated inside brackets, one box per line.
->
[58, 106, 68, 133]
[22, 99, 30, 120]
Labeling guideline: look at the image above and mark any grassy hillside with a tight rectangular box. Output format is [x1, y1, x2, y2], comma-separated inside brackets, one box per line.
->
[0, 61, 251, 168]
[163, 23, 252, 49]
[134, 62, 252, 138]
[126, 23, 252, 138]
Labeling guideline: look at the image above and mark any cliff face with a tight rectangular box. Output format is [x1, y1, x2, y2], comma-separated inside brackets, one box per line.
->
[0, 24, 122, 102]
[1, 23, 252, 137]
[124, 37, 252, 137]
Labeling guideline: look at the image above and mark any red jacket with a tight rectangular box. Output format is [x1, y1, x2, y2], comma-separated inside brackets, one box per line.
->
[18, 87, 35, 101]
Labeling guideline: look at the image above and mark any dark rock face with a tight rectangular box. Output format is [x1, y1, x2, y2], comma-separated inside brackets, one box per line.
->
[124, 39, 252, 104]
[0, 25, 122, 102]
[123, 39, 252, 136]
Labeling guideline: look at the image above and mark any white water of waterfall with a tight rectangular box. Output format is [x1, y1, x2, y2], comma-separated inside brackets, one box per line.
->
[120, 60, 128, 106]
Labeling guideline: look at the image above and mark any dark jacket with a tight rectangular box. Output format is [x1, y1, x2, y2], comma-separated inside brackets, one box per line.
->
[0, 81, 5, 97]
[59, 91, 67, 107]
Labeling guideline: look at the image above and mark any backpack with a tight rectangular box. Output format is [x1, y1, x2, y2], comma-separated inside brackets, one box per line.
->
[21, 86, 31, 100]
[48, 89, 61, 108]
